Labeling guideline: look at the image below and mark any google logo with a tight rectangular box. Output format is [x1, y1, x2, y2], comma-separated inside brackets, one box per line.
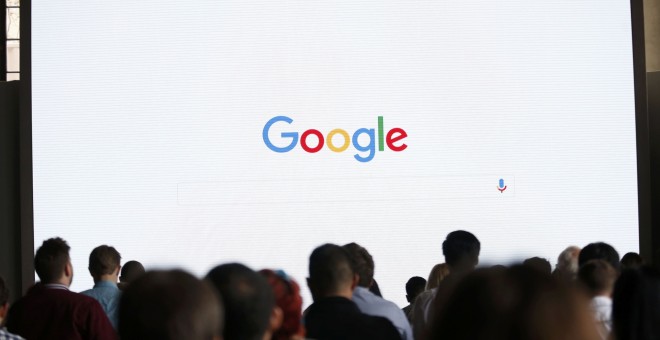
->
[262, 116, 408, 162]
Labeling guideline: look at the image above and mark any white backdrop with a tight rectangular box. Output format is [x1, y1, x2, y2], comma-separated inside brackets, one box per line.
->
[32, 0, 639, 307]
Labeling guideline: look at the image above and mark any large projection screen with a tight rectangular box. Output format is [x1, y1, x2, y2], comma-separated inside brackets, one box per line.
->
[32, 0, 640, 307]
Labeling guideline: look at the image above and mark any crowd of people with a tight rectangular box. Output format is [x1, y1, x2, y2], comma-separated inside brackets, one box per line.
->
[0, 231, 659, 340]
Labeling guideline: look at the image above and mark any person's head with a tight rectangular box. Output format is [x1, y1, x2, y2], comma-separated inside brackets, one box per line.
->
[206, 263, 277, 340]
[341, 243, 374, 288]
[429, 265, 600, 340]
[34, 237, 73, 286]
[442, 230, 480, 272]
[307, 244, 357, 300]
[554, 246, 580, 280]
[118, 269, 222, 340]
[578, 242, 620, 271]
[0, 275, 9, 324]
[405, 276, 427, 303]
[88, 245, 121, 283]
[120, 260, 145, 283]
[368, 279, 382, 297]
[259, 269, 305, 340]
[523, 257, 552, 275]
[612, 267, 660, 340]
[119, 260, 145, 290]
[426, 263, 450, 290]
[577, 260, 617, 298]
[620, 252, 644, 270]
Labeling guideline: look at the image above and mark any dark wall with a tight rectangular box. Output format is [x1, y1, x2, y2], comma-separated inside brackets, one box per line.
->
[647, 71, 660, 266]
[0, 81, 23, 302]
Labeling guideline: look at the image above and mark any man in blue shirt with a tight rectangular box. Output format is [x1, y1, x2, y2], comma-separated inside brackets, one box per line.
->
[81, 245, 122, 329]
[343, 243, 413, 340]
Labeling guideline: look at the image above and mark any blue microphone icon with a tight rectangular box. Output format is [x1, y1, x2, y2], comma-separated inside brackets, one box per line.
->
[498, 179, 507, 193]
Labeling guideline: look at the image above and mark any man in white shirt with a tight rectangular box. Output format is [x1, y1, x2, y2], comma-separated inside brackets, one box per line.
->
[409, 230, 481, 340]
[578, 259, 618, 340]
[342, 243, 412, 340]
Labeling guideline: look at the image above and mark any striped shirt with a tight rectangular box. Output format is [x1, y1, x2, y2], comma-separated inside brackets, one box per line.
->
[0, 327, 24, 340]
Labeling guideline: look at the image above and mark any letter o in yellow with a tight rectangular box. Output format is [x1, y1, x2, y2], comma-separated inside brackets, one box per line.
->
[327, 129, 350, 152]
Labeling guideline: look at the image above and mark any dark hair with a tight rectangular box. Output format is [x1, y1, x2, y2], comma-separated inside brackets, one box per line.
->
[308, 244, 354, 297]
[523, 257, 552, 275]
[578, 242, 620, 270]
[88, 245, 121, 279]
[34, 237, 71, 283]
[342, 243, 374, 287]
[0, 275, 8, 306]
[429, 265, 599, 340]
[206, 263, 274, 340]
[442, 230, 480, 269]
[578, 260, 617, 297]
[405, 276, 427, 303]
[120, 260, 145, 283]
[612, 267, 660, 340]
[369, 279, 382, 297]
[620, 252, 644, 270]
[118, 269, 222, 340]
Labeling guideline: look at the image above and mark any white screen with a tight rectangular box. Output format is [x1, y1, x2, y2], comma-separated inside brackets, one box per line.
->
[33, 0, 639, 307]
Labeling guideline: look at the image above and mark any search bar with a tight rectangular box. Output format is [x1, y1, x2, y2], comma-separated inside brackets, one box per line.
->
[177, 175, 515, 205]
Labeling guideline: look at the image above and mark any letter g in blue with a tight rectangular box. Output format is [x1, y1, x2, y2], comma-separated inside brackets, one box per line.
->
[263, 116, 299, 153]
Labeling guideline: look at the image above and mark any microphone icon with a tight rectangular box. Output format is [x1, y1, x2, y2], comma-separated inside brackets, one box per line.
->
[498, 179, 507, 193]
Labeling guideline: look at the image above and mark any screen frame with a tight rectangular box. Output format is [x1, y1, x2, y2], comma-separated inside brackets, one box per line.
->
[18, 0, 651, 293]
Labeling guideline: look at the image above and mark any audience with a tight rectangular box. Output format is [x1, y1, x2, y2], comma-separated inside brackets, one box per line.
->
[411, 230, 480, 340]
[612, 267, 660, 340]
[620, 252, 644, 270]
[553, 246, 580, 281]
[118, 269, 222, 340]
[206, 263, 280, 340]
[118, 260, 145, 291]
[258, 269, 305, 340]
[523, 257, 552, 275]
[0, 276, 24, 340]
[579, 242, 620, 271]
[6, 238, 116, 340]
[342, 242, 413, 340]
[403, 277, 426, 321]
[4, 234, 654, 340]
[82, 245, 122, 329]
[425, 263, 449, 290]
[428, 265, 600, 340]
[304, 244, 401, 340]
[578, 260, 618, 340]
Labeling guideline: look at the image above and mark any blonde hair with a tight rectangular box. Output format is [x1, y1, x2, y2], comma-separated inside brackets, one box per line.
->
[556, 246, 581, 275]
[426, 263, 450, 290]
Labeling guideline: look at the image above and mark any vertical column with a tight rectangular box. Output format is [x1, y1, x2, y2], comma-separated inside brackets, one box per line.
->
[19, 0, 34, 294]
[646, 72, 660, 268]
[0, 81, 22, 301]
[645, 0, 660, 71]
[1, 0, 7, 81]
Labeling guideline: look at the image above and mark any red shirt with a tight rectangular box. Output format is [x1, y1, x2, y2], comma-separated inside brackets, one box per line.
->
[6, 284, 117, 340]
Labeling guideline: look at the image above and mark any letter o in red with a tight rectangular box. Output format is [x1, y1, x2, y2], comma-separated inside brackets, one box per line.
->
[300, 129, 324, 153]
